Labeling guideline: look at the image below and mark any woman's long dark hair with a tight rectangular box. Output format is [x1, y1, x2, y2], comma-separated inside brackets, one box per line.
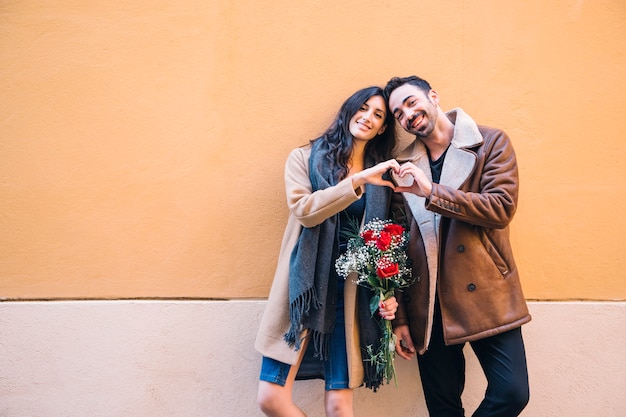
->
[311, 86, 396, 180]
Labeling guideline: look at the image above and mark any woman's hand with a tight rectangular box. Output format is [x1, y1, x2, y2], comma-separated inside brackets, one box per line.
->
[351, 159, 400, 190]
[378, 296, 398, 320]
[394, 162, 433, 198]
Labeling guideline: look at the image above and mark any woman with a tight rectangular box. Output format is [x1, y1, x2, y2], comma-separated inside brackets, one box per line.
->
[255, 86, 401, 417]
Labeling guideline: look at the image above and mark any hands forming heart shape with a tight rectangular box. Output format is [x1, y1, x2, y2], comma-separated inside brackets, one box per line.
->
[351, 159, 433, 198]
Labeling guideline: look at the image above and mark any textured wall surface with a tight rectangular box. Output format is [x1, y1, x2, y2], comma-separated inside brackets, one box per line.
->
[1, 301, 624, 416]
[1, 1, 625, 300]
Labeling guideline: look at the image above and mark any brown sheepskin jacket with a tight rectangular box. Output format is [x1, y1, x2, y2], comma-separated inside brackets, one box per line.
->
[392, 108, 531, 354]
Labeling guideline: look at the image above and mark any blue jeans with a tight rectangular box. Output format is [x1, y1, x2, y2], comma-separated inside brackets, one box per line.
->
[260, 285, 349, 391]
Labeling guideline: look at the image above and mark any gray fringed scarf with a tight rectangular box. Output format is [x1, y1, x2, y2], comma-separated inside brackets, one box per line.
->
[284, 139, 340, 359]
[284, 139, 392, 391]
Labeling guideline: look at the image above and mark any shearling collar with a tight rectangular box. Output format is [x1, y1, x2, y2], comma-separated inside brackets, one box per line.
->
[448, 107, 483, 148]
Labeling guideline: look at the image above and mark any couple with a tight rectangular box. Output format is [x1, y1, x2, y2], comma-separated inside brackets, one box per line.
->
[255, 75, 531, 417]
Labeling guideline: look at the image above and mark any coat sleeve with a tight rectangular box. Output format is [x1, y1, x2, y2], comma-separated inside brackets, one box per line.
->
[285, 146, 363, 228]
[427, 129, 519, 229]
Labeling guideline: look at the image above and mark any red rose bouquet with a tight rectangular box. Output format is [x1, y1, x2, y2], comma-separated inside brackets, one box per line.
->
[335, 218, 414, 387]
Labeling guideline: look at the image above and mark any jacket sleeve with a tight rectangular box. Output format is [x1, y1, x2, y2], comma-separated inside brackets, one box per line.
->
[427, 129, 519, 229]
[285, 146, 363, 228]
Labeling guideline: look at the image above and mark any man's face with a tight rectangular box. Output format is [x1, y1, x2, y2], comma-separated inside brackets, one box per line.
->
[388, 83, 439, 138]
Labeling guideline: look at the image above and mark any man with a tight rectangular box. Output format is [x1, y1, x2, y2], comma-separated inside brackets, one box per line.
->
[384, 75, 531, 417]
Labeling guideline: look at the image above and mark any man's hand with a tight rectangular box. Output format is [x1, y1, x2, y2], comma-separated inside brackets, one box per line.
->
[394, 162, 433, 198]
[394, 324, 416, 360]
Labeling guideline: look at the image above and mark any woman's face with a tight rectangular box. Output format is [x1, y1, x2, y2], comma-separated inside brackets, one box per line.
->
[349, 95, 387, 142]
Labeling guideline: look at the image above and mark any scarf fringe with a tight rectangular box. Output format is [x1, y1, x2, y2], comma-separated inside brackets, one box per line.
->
[310, 328, 329, 360]
[362, 361, 383, 392]
[284, 287, 323, 352]
[362, 344, 383, 392]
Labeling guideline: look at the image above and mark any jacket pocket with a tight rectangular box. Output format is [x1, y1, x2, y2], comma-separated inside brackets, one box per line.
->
[476, 227, 510, 276]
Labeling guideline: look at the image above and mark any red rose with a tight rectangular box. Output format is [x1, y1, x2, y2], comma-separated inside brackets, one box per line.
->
[376, 261, 400, 279]
[375, 231, 392, 251]
[361, 230, 376, 244]
[383, 223, 405, 236]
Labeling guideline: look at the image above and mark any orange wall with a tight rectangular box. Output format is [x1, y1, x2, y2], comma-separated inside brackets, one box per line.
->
[1, 1, 625, 300]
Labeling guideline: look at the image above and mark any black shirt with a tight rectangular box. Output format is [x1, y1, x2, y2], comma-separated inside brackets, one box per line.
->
[428, 147, 449, 184]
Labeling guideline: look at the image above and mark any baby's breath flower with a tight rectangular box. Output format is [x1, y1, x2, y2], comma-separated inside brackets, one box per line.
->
[335, 217, 416, 389]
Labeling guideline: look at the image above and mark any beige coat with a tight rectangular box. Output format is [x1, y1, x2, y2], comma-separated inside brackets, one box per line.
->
[255, 144, 371, 388]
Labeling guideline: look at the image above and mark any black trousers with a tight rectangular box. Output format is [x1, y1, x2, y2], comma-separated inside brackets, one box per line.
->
[417, 299, 530, 417]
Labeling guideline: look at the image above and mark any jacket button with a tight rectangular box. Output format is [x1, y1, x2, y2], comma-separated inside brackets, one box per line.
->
[467, 283, 476, 291]
[457, 245, 465, 253]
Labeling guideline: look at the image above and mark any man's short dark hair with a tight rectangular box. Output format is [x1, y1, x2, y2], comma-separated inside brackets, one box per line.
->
[384, 75, 432, 100]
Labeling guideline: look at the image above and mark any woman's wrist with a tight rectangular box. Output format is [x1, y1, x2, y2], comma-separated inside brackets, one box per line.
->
[351, 173, 366, 191]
